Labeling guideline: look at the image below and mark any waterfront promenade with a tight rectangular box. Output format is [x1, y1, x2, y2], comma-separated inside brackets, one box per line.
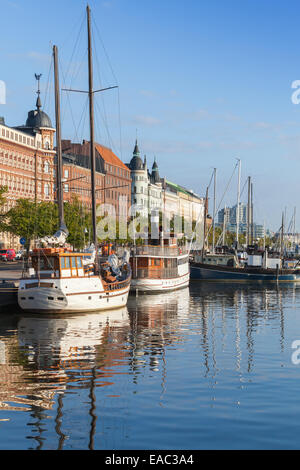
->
[0, 262, 22, 307]
[0, 261, 23, 280]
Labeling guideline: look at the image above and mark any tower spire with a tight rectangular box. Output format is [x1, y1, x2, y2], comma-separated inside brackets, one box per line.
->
[35, 73, 42, 110]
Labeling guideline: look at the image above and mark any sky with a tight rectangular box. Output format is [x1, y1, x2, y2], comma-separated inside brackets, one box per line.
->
[1, 0, 300, 231]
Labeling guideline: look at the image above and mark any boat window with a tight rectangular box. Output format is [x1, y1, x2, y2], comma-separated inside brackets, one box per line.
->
[137, 257, 148, 268]
[71, 257, 77, 268]
[151, 258, 161, 267]
[61, 257, 65, 269]
[77, 257, 82, 268]
[65, 257, 70, 269]
[33, 256, 56, 271]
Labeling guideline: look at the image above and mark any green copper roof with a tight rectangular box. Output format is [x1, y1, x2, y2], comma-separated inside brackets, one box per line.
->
[166, 180, 201, 199]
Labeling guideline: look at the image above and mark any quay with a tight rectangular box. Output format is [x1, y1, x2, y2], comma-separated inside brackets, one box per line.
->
[0, 262, 22, 307]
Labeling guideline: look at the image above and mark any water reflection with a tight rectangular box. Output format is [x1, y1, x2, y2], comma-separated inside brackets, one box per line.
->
[189, 282, 295, 376]
[0, 283, 299, 449]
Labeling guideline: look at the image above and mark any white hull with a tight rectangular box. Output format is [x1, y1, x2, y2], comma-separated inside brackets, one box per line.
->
[130, 272, 190, 293]
[18, 276, 130, 313]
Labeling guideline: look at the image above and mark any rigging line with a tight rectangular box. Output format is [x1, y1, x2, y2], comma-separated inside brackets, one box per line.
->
[64, 12, 86, 88]
[59, 55, 81, 143]
[94, 98, 115, 151]
[187, 167, 215, 254]
[78, 96, 89, 144]
[204, 161, 238, 244]
[67, 48, 88, 93]
[43, 53, 53, 116]
[207, 168, 214, 190]
[239, 177, 248, 201]
[74, 93, 89, 143]
[60, 9, 86, 61]
[92, 13, 119, 85]
[92, 31, 114, 151]
[117, 87, 123, 162]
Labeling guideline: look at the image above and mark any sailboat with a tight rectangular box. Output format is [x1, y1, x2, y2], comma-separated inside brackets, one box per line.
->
[190, 172, 300, 282]
[17, 6, 131, 313]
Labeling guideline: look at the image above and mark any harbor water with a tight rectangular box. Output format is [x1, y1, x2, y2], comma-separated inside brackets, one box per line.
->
[0, 281, 300, 450]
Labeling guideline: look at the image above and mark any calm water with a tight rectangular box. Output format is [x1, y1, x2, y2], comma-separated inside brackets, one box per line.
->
[0, 282, 300, 450]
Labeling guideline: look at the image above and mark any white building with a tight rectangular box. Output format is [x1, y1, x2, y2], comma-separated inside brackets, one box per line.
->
[126, 139, 204, 227]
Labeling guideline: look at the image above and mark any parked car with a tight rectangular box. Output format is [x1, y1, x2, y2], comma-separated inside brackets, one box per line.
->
[15, 250, 25, 260]
[0, 249, 16, 262]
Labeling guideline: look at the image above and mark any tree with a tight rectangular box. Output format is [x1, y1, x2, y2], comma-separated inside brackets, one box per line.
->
[64, 196, 92, 250]
[4, 199, 57, 250]
[4, 196, 91, 250]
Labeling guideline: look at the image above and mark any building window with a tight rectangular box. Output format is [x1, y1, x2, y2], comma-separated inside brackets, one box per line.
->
[64, 184, 69, 193]
[44, 161, 49, 173]
[44, 183, 50, 196]
[64, 169, 69, 179]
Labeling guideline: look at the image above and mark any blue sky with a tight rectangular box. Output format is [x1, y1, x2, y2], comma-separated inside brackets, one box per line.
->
[1, 0, 300, 230]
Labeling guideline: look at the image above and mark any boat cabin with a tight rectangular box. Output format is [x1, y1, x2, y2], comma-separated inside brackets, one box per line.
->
[131, 235, 187, 279]
[30, 248, 90, 279]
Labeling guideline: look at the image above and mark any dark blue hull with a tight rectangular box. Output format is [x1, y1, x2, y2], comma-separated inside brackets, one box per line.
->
[190, 263, 300, 282]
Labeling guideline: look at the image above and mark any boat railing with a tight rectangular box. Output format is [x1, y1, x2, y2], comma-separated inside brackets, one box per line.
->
[133, 267, 179, 279]
[132, 246, 187, 257]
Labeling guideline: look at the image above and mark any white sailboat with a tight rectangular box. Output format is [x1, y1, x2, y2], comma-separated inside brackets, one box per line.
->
[18, 6, 131, 313]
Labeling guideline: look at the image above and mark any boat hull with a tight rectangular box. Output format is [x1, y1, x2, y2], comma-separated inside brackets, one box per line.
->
[130, 272, 190, 293]
[190, 263, 300, 282]
[18, 278, 130, 313]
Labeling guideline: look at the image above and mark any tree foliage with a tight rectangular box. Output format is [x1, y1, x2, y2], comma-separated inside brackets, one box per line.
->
[4, 196, 92, 250]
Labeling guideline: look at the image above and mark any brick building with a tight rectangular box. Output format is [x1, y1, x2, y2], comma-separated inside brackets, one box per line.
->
[0, 91, 56, 248]
[61, 139, 131, 218]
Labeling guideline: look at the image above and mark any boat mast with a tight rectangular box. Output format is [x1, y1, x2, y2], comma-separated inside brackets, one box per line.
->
[280, 211, 284, 259]
[251, 181, 254, 243]
[212, 168, 216, 254]
[247, 176, 251, 246]
[202, 185, 209, 261]
[53, 45, 68, 235]
[236, 159, 241, 248]
[87, 5, 98, 270]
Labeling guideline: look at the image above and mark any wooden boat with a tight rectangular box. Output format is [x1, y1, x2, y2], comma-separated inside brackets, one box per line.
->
[18, 7, 131, 313]
[130, 235, 190, 293]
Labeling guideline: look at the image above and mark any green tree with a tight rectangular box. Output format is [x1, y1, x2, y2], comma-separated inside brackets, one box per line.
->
[4, 199, 57, 250]
[64, 196, 92, 250]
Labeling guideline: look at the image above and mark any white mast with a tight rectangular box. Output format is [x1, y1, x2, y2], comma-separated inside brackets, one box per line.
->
[236, 159, 241, 247]
[212, 168, 216, 254]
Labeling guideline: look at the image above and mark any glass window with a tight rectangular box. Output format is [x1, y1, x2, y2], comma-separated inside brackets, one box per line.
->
[71, 257, 76, 268]
[77, 257, 82, 268]
[60, 257, 65, 269]
[65, 257, 70, 268]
